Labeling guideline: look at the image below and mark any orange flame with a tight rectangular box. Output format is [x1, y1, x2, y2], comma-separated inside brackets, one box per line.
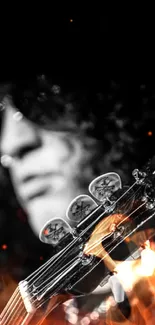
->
[1, 209, 155, 325]
[0, 274, 69, 325]
[105, 240, 155, 324]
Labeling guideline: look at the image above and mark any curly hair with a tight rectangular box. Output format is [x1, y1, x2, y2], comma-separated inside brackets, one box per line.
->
[1, 77, 152, 188]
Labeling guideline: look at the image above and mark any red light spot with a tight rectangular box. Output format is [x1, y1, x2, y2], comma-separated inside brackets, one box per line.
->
[43, 229, 49, 235]
[2, 244, 7, 250]
[147, 131, 153, 136]
[40, 256, 44, 261]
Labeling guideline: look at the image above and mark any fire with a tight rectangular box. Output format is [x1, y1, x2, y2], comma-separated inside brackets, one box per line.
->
[114, 240, 155, 290]
[105, 240, 155, 324]
[1, 229, 155, 325]
[0, 274, 69, 325]
[137, 241, 155, 277]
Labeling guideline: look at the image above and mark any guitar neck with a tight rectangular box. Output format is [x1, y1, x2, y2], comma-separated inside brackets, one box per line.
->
[0, 285, 34, 325]
[0, 280, 69, 325]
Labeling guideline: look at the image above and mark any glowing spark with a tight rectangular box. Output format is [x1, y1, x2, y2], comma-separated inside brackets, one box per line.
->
[1, 244, 7, 250]
[43, 229, 49, 235]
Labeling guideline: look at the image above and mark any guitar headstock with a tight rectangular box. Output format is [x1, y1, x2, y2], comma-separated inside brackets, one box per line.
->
[36, 161, 155, 301]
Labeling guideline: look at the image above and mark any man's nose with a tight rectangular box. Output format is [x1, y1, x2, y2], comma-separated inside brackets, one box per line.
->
[0, 107, 41, 159]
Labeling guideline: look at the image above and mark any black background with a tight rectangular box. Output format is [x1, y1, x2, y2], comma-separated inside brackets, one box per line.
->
[1, 9, 155, 299]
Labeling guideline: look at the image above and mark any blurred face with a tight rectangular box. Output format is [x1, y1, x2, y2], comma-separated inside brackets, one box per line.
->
[0, 97, 94, 236]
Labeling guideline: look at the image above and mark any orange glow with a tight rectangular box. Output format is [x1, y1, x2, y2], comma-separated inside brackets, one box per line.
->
[43, 229, 49, 235]
[125, 237, 131, 243]
[104, 240, 155, 324]
[84, 213, 130, 272]
[114, 240, 155, 291]
[0, 277, 69, 324]
[1, 229, 155, 325]
[70, 19, 73, 23]
[1, 244, 7, 250]
[147, 131, 153, 136]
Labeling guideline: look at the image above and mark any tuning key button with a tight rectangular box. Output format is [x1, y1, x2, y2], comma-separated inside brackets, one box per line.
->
[66, 194, 97, 223]
[39, 218, 73, 246]
[89, 172, 122, 203]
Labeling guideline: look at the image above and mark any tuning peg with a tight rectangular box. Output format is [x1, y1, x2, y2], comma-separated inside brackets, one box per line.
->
[39, 218, 73, 246]
[89, 172, 122, 203]
[66, 194, 98, 223]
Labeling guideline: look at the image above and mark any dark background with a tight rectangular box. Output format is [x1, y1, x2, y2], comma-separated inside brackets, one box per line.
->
[1, 12, 155, 295]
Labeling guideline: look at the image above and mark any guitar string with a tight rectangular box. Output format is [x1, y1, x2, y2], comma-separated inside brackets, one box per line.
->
[5, 290, 26, 325]
[11, 194, 147, 311]
[50, 208, 152, 295]
[0, 254, 84, 324]
[69, 209, 155, 288]
[17, 181, 155, 319]
[5, 305, 27, 325]
[34, 301, 63, 325]
[27, 213, 155, 325]
[0, 248, 78, 321]
[28, 255, 79, 294]
[32, 182, 140, 285]
[24, 181, 138, 284]
[0, 195, 149, 324]
[0, 288, 19, 319]
[0, 179, 149, 323]
[0, 292, 25, 325]
[83, 201, 147, 254]
[28, 204, 153, 314]
[28, 187, 144, 297]
[3, 179, 137, 309]
[28, 197, 146, 300]
[0, 179, 141, 323]
[2, 298, 28, 325]
[1, 289, 27, 325]
[25, 191, 149, 306]
[25, 181, 140, 295]
[27, 239, 85, 287]
[25, 181, 139, 287]
[0, 255, 78, 324]
[33, 217, 144, 310]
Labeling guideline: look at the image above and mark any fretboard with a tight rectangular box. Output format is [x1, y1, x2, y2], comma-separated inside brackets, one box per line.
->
[0, 286, 34, 325]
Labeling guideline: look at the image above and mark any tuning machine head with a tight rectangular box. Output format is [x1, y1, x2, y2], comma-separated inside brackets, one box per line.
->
[89, 172, 122, 203]
[66, 194, 98, 223]
[39, 218, 74, 246]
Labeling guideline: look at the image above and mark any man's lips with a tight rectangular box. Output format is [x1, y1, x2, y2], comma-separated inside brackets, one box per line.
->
[16, 172, 65, 203]
[24, 187, 50, 201]
[17, 176, 52, 202]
